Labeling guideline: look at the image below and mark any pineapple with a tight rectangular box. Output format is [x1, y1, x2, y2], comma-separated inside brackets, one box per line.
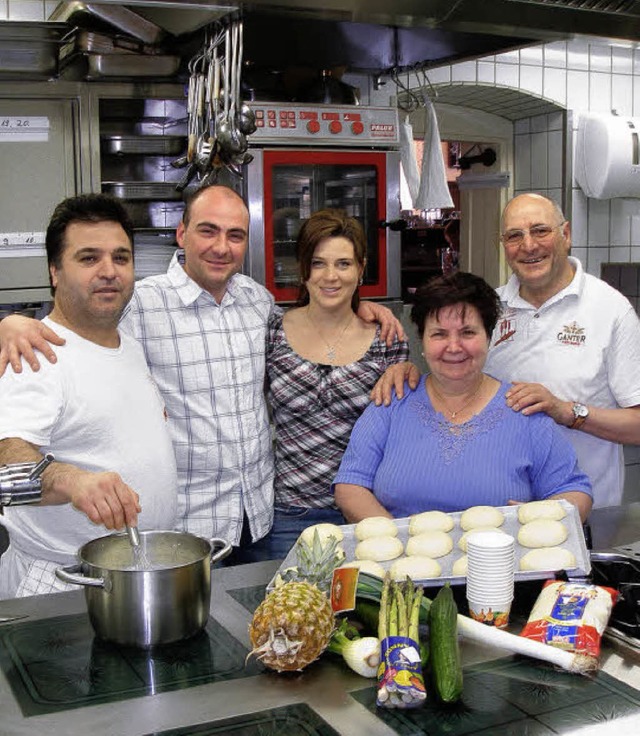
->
[248, 581, 335, 672]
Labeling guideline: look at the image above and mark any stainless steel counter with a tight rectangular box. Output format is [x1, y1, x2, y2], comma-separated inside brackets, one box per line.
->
[0, 506, 639, 735]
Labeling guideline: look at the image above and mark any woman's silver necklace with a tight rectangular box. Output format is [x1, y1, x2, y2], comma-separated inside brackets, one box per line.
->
[306, 308, 354, 361]
[429, 375, 485, 419]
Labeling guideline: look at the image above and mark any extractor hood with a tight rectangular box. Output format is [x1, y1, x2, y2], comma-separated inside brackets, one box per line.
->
[56, 1, 640, 74]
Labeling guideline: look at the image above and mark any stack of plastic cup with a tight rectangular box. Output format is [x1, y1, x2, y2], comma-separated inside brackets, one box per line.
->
[466, 530, 515, 629]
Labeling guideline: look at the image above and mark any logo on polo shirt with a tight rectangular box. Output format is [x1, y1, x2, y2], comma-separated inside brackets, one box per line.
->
[494, 311, 516, 346]
[557, 321, 586, 346]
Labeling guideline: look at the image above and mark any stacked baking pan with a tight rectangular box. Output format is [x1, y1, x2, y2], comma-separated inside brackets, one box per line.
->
[50, 2, 180, 80]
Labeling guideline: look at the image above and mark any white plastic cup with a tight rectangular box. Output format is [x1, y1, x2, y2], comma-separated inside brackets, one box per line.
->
[466, 530, 515, 627]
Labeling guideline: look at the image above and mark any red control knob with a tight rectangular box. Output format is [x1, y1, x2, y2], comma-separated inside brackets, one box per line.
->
[307, 120, 320, 134]
[329, 120, 342, 134]
[351, 121, 364, 135]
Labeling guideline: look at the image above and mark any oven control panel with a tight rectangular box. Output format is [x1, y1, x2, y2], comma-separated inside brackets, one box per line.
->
[248, 104, 399, 147]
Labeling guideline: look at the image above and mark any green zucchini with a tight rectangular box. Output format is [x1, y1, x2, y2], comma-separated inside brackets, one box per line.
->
[429, 583, 463, 703]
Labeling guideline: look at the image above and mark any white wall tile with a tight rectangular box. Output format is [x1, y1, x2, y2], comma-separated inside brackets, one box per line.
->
[495, 50, 520, 65]
[590, 45, 612, 73]
[612, 46, 633, 74]
[44, 0, 57, 18]
[426, 66, 451, 85]
[586, 246, 610, 277]
[571, 188, 588, 246]
[567, 70, 589, 111]
[633, 48, 640, 74]
[519, 65, 543, 97]
[514, 134, 531, 190]
[588, 72, 612, 113]
[587, 198, 611, 246]
[520, 46, 543, 66]
[611, 74, 633, 116]
[451, 61, 477, 83]
[610, 199, 632, 246]
[543, 67, 567, 106]
[0, 2, 7, 19]
[514, 118, 531, 135]
[631, 215, 640, 245]
[530, 114, 549, 134]
[572, 247, 588, 263]
[477, 61, 495, 84]
[495, 63, 519, 88]
[631, 245, 640, 261]
[547, 112, 564, 131]
[632, 77, 640, 116]
[610, 245, 631, 261]
[530, 132, 548, 189]
[7, 0, 45, 20]
[547, 130, 563, 188]
[544, 42, 567, 69]
[567, 39, 590, 71]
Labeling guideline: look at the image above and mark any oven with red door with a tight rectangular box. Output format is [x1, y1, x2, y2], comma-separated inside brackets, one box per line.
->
[244, 103, 401, 303]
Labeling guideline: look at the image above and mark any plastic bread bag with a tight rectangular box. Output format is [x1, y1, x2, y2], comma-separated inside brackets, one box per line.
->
[520, 580, 618, 658]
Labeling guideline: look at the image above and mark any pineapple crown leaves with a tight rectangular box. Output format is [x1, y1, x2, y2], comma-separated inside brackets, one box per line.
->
[279, 529, 345, 593]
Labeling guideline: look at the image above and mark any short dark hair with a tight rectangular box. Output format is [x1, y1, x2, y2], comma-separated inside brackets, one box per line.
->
[295, 209, 366, 310]
[46, 193, 134, 272]
[182, 184, 248, 227]
[410, 271, 500, 338]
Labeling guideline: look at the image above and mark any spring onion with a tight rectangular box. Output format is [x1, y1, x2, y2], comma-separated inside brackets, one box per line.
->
[327, 619, 380, 678]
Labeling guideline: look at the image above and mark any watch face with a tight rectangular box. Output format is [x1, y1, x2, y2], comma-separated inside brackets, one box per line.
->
[573, 403, 589, 418]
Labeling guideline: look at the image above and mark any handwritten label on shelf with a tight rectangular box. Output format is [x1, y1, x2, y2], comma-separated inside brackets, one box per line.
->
[0, 117, 50, 142]
[0, 232, 46, 258]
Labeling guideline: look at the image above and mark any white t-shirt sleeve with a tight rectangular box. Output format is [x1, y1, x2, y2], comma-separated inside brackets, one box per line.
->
[0, 361, 64, 447]
[607, 306, 640, 408]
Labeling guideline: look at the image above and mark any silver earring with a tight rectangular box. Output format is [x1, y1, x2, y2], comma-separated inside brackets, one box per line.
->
[358, 277, 363, 286]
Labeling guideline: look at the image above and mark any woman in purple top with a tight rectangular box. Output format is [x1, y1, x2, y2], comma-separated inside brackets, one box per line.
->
[334, 272, 593, 523]
[248, 210, 408, 561]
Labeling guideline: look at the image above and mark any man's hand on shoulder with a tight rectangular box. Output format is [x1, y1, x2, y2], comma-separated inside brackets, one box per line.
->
[505, 381, 573, 426]
[357, 301, 407, 346]
[0, 315, 65, 377]
[371, 361, 421, 406]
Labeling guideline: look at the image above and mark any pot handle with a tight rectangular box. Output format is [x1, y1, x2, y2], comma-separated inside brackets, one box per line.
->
[209, 537, 232, 565]
[56, 564, 106, 589]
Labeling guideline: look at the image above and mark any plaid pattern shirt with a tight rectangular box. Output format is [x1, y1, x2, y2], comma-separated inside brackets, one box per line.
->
[121, 253, 275, 545]
[266, 310, 409, 508]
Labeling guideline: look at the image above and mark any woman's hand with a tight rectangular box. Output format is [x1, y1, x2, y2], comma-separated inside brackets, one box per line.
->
[356, 301, 407, 346]
[0, 315, 65, 376]
[370, 362, 421, 406]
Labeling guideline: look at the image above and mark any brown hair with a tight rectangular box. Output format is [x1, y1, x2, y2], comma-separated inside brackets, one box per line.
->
[410, 271, 500, 338]
[295, 209, 366, 309]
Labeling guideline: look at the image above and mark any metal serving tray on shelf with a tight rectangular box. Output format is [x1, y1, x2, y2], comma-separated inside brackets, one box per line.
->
[61, 52, 180, 80]
[267, 500, 591, 591]
[102, 135, 186, 156]
[49, 2, 165, 44]
[102, 181, 181, 201]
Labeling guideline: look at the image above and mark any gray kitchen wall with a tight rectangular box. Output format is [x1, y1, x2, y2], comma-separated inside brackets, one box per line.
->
[0, 1, 58, 19]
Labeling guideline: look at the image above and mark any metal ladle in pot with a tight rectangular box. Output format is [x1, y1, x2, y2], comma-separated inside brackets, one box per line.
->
[126, 524, 151, 569]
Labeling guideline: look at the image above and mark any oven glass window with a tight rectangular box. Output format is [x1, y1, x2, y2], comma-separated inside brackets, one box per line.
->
[270, 164, 379, 292]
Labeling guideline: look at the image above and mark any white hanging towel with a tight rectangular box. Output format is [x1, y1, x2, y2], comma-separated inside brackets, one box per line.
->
[415, 99, 454, 210]
[399, 113, 420, 208]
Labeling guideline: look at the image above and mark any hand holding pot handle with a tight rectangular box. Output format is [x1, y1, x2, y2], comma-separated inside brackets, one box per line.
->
[209, 537, 232, 566]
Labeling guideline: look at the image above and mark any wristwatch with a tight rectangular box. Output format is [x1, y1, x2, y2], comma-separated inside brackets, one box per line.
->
[570, 402, 589, 430]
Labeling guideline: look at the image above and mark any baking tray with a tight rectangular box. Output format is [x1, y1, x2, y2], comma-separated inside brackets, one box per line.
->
[60, 30, 163, 61]
[49, 2, 165, 44]
[267, 501, 590, 590]
[60, 52, 180, 80]
[102, 135, 186, 156]
[0, 21, 66, 78]
[102, 182, 182, 201]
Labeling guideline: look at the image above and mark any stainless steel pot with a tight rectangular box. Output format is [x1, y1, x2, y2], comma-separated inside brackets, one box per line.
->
[56, 531, 231, 648]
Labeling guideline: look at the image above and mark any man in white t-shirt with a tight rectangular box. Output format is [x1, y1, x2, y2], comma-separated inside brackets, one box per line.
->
[0, 194, 177, 597]
[485, 193, 640, 508]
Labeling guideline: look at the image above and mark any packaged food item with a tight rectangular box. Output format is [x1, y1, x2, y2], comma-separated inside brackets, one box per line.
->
[520, 580, 618, 658]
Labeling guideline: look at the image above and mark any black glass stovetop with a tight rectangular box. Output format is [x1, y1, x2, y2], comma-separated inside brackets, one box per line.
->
[0, 612, 263, 718]
[354, 656, 640, 735]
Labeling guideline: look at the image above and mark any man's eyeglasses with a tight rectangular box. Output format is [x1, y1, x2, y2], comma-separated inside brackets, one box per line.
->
[501, 222, 566, 247]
